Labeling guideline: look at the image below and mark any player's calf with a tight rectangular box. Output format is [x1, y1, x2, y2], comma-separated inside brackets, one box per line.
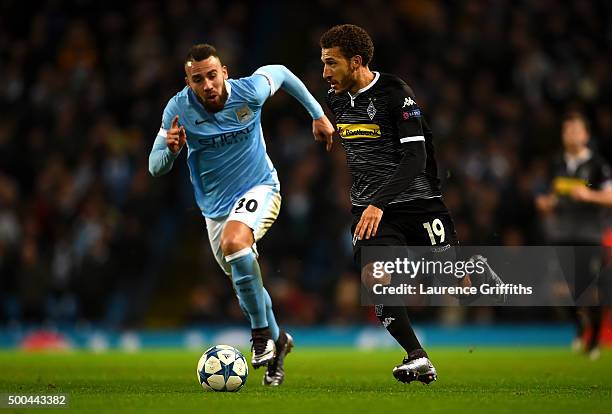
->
[460, 255, 507, 304]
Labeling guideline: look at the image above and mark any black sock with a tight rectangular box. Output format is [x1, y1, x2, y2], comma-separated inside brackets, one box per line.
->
[574, 308, 586, 338]
[275, 329, 287, 348]
[587, 307, 602, 351]
[252, 327, 271, 339]
[374, 304, 426, 358]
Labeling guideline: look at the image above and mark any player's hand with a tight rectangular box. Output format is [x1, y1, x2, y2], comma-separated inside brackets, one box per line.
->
[167, 115, 186, 154]
[570, 185, 593, 203]
[354, 205, 383, 241]
[312, 115, 335, 151]
[535, 194, 557, 215]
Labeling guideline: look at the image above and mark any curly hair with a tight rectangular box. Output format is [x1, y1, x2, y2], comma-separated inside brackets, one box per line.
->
[320, 24, 374, 66]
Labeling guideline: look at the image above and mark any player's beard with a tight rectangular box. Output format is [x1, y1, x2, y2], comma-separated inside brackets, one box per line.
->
[201, 86, 228, 112]
[332, 75, 355, 94]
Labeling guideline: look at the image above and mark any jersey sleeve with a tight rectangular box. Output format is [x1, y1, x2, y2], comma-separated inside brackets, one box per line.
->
[160, 97, 180, 131]
[236, 74, 273, 107]
[369, 80, 428, 209]
[251, 65, 324, 119]
[149, 97, 182, 177]
[370, 141, 426, 210]
[595, 159, 612, 190]
[389, 82, 425, 145]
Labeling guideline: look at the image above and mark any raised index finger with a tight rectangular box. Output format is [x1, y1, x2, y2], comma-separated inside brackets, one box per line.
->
[171, 115, 179, 129]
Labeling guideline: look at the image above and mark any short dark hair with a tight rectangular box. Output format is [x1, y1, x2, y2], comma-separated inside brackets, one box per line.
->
[563, 111, 590, 132]
[185, 44, 221, 64]
[320, 24, 374, 66]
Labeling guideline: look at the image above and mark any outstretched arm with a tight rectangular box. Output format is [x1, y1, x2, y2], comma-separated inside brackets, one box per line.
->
[255, 65, 323, 118]
[570, 185, 612, 207]
[254, 65, 335, 150]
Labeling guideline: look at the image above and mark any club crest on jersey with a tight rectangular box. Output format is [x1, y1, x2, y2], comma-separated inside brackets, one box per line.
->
[336, 123, 381, 139]
[235, 105, 254, 124]
[402, 97, 416, 108]
[367, 100, 377, 120]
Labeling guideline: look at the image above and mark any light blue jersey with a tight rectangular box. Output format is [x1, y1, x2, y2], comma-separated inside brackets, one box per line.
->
[149, 65, 324, 218]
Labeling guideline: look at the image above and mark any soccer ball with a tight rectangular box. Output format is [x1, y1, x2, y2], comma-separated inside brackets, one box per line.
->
[197, 345, 248, 392]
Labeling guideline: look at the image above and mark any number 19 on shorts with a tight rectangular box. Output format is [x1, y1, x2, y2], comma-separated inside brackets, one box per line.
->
[423, 219, 445, 245]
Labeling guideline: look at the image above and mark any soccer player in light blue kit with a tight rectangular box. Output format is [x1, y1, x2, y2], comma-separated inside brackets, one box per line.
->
[149, 44, 334, 386]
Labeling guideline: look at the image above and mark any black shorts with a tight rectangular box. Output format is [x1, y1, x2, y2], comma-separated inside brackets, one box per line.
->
[351, 198, 458, 266]
[554, 242, 605, 304]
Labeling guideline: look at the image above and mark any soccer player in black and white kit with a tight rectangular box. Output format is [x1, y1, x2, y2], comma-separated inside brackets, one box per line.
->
[319, 24, 503, 384]
[536, 112, 612, 360]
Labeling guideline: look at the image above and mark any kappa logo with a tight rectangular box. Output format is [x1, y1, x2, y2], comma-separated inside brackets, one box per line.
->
[402, 97, 416, 108]
[382, 317, 395, 328]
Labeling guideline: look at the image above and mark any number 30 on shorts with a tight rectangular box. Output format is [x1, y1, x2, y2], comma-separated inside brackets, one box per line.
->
[423, 219, 445, 245]
[234, 198, 259, 213]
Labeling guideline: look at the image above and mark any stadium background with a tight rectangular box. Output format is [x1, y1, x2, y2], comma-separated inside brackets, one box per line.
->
[0, 0, 611, 347]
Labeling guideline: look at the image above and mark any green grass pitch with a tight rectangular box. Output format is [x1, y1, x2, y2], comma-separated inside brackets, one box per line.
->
[0, 347, 610, 413]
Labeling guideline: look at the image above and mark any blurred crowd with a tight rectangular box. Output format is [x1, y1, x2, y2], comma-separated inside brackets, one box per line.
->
[1, 0, 611, 328]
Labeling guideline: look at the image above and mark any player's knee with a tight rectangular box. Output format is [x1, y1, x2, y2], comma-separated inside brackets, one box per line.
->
[361, 263, 391, 290]
[221, 234, 251, 256]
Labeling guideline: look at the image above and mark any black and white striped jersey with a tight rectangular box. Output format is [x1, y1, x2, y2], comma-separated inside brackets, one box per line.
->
[325, 72, 442, 207]
[542, 151, 612, 243]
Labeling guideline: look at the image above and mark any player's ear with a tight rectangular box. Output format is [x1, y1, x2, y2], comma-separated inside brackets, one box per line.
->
[351, 55, 362, 70]
[184, 62, 191, 86]
[222, 65, 229, 80]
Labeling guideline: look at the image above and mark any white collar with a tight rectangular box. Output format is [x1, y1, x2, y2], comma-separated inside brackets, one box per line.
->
[225, 80, 232, 101]
[565, 148, 592, 174]
[565, 148, 591, 164]
[348, 71, 379, 99]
